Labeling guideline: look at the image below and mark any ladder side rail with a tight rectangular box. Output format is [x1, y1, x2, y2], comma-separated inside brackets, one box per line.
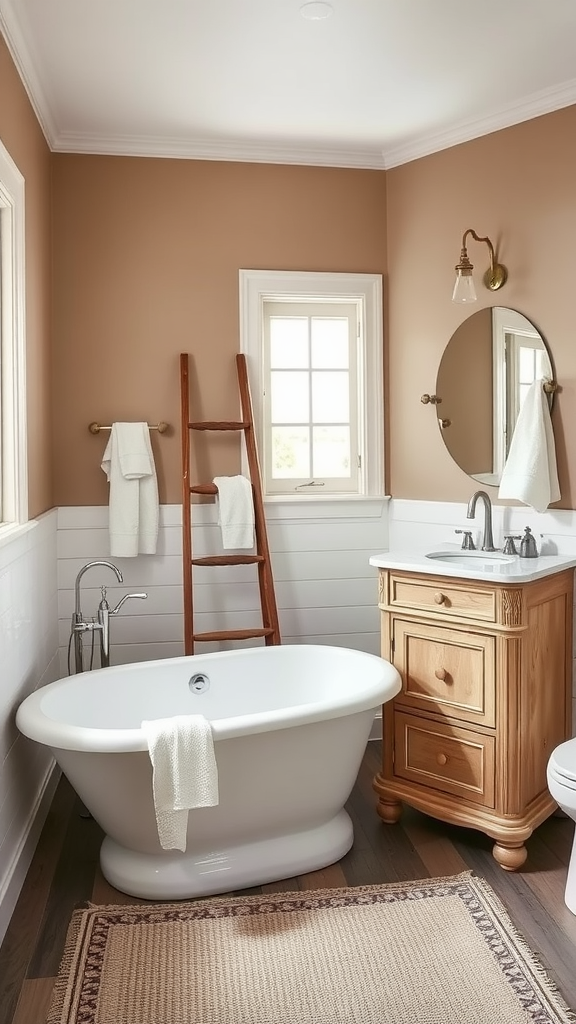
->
[236, 354, 282, 645]
[180, 353, 195, 655]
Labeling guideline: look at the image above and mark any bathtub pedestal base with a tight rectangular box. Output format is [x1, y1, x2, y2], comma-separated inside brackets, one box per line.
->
[100, 809, 354, 900]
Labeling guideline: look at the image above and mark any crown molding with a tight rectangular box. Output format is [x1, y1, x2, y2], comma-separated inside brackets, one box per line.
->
[0, 5, 58, 148]
[50, 131, 387, 169]
[3, 0, 576, 171]
[382, 78, 576, 169]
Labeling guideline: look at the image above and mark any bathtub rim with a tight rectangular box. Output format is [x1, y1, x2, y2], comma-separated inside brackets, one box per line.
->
[16, 644, 401, 754]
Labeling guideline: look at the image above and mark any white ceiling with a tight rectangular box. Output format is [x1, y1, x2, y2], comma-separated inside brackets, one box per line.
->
[2, 0, 576, 169]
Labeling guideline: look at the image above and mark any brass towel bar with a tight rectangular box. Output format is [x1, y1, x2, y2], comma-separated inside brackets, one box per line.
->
[88, 421, 170, 434]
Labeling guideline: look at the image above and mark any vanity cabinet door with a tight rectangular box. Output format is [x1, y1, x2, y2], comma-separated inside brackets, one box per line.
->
[391, 618, 496, 728]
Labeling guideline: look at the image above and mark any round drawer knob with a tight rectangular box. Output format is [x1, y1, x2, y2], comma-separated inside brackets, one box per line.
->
[434, 667, 447, 681]
[436, 752, 448, 766]
[433, 592, 446, 605]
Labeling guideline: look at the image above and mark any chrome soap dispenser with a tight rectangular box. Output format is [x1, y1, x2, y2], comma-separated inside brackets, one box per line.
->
[520, 526, 538, 558]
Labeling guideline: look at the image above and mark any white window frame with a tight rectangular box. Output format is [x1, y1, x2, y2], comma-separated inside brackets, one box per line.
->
[239, 270, 384, 505]
[0, 139, 27, 534]
[263, 299, 360, 495]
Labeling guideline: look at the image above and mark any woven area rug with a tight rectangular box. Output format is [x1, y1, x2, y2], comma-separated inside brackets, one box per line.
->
[48, 871, 574, 1024]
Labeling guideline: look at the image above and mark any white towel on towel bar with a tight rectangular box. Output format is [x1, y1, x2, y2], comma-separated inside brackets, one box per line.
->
[213, 475, 255, 549]
[101, 422, 159, 557]
[141, 714, 219, 852]
[498, 379, 560, 513]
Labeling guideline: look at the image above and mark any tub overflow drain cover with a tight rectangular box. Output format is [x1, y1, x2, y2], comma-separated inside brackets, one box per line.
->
[189, 673, 209, 694]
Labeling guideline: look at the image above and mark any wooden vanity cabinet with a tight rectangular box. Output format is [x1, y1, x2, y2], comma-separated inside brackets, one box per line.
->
[373, 567, 574, 869]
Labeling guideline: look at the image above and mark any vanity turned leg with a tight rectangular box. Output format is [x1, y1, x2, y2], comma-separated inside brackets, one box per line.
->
[376, 795, 403, 824]
[492, 840, 528, 871]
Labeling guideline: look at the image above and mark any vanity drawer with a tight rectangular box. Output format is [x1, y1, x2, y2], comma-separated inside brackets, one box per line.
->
[394, 711, 496, 807]
[386, 573, 497, 623]
[392, 618, 496, 727]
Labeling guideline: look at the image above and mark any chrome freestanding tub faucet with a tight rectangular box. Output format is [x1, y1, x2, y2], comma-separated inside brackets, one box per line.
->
[466, 489, 496, 551]
[71, 560, 147, 672]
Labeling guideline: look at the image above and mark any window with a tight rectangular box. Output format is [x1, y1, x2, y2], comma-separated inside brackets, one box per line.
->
[0, 139, 27, 531]
[240, 271, 384, 500]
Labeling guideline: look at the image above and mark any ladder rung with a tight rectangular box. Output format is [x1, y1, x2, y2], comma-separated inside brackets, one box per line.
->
[190, 483, 255, 496]
[188, 420, 248, 431]
[192, 628, 275, 642]
[192, 555, 264, 566]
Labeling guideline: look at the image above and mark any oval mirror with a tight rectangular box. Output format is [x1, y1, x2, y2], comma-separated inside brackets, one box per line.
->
[436, 307, 554, 486]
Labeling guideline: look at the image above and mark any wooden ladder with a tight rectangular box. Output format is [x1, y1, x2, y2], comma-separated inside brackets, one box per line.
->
[180, 352, 281, 655]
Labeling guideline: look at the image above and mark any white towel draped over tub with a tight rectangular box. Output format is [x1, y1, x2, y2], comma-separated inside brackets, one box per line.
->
[498, 379, 560, 513]
[141, 714, 219, 852]
[213, 474, 255, 549]
[101, 422, 159, 557]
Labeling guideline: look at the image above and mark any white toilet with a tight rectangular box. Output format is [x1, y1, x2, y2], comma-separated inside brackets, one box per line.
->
[547, 737, 576, 915]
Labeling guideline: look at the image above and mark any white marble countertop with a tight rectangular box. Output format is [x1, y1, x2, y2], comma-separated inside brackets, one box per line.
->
[369, 545, 576, 583]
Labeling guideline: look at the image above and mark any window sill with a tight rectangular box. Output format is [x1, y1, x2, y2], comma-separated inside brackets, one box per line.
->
[263, 494, 390, 520]
[0, 519, 37, 551]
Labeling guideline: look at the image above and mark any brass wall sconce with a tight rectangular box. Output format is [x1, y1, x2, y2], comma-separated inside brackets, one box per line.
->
[452, 229, 507, 303]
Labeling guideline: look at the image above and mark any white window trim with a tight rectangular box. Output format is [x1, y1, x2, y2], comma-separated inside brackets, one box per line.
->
[239, 270, 385, 509]
[0, 139, 27, 530]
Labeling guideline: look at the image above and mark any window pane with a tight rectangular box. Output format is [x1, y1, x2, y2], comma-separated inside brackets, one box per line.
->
[535, 349, 548, 379]
[270, 318, 308, 368]
[271, 371, 309, 423]
[312, 371, 349, 423]
[312, 426, 350, 477]
[271, 427, 310, 478]
[311, 318, 349, 368]
[518, 346, 536, 384]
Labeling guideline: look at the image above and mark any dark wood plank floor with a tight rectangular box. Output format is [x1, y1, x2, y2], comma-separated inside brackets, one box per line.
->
[1, 741, 576, 1023]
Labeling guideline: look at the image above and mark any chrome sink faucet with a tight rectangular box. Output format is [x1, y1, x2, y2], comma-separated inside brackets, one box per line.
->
[72, 560, 147, 672]
[466, 490, 496, 551]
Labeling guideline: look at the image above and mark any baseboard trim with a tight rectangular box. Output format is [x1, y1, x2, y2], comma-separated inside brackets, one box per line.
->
[0, 761, 60, 947]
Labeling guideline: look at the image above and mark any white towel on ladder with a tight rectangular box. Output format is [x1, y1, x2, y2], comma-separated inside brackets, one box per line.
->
[101, 422, 159, 557]
[213, 475, 255, 549]
[141, 714, 219, 852]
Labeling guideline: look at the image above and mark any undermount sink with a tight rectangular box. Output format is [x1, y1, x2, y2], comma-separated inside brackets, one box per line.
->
[426, 550, 515, 566]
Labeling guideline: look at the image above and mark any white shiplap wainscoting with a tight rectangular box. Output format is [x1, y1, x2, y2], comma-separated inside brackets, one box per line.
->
[57, 499, 389, 674]
[387, 498, 576, 734]
[0, 509, 60, 946]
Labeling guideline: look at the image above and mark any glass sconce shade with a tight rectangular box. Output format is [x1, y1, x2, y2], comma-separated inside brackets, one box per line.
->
[451, 230, 507, 303]
[452, 267, 477, 303]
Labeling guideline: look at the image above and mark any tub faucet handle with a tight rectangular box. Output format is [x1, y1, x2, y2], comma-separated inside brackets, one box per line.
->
[110, 592, 148, 616]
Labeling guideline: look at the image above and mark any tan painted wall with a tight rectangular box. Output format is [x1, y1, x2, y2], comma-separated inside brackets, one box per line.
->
[386, 105, 576, 508]
[51, 156, 388, 505]
[0, 36, 52, 518]
[3, 30, 576, 513]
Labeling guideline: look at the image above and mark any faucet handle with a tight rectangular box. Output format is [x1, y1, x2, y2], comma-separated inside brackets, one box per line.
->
[110, 592, 148, 615]
[503, 535, 522, 555]
[455, 529, 476, 550]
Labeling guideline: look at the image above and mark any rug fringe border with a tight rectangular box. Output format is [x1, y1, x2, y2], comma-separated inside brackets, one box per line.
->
[83, 868, 475, 913]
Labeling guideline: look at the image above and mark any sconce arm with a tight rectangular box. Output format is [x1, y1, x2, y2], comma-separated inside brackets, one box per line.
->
[459, 228, 507, 292]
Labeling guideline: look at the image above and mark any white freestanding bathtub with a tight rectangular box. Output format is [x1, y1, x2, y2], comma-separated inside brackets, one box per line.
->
[16, 644, 401, 899]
